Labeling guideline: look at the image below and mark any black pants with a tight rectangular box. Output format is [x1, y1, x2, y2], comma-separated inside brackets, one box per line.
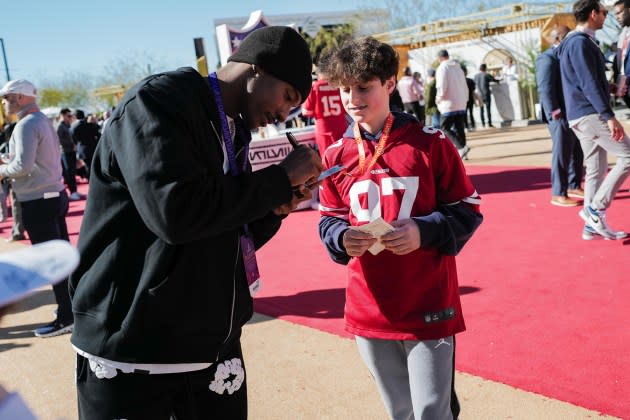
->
[77, 341, 247, 420]
[479, 95, 492, 126]
[548, 118, 584, 196]
[77, 143, 96, 181]
[61, 151, 78, 193]
[403, 102, 425, 123]
[21, 191, 72, 323]
[440, 113, 467, 149]
[465, 102, 475, 129]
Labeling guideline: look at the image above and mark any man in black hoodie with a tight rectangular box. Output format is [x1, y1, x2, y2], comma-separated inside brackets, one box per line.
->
[70, 26, 322, 419]
[70, 109, 100, 181]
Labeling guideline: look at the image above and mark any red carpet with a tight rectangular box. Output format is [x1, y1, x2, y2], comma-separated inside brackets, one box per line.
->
[0, 181, 88, 247]
[2, 168, 628, 418]
[254, 165, 630, 419]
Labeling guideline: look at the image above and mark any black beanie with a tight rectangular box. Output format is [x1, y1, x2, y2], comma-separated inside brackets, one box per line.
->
[228, 26, 312, 103]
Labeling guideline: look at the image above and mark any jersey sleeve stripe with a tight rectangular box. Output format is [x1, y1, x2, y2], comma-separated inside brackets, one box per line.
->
[444, 190, 481, 206]
[462, 197, 482, 205]
[462, 190, 481, 205]
[319, 204, 350, 219]
[319, 204, 349, 213]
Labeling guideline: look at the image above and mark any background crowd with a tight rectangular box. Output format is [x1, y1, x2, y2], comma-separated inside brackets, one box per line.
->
[0, 1, 629, 418]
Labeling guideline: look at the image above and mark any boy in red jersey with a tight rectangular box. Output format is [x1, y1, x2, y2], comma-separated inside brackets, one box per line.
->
[318, 37, 482, 419]
[302, 67, 350, 157]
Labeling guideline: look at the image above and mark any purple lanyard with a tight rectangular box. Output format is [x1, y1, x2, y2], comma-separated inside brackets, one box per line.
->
[208, 72, 248, 175]
[209, 72, 252, 234]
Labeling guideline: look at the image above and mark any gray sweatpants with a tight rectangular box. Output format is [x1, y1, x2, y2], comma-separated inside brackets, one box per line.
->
[570, 114, 630, 210]
[355, 336, 458, 420]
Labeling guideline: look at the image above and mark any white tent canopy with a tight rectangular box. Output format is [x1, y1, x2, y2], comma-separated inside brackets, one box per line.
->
[40, 107, 61, 119]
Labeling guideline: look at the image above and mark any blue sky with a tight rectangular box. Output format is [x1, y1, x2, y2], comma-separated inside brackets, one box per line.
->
[1, 0, 363, 87]
[1, 1, 617, 89]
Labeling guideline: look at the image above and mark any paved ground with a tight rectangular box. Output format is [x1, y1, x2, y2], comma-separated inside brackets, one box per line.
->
[0, 122, 624, 419]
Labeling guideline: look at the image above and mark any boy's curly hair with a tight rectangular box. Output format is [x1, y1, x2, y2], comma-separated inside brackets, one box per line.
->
[319, 37, 399, 86]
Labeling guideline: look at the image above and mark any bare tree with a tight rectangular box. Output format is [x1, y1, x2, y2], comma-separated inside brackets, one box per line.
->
[36, 52, 168, 109]
[302, 24, 355, 65]
[98, 52, 167, 87]
[37, 71, 94, 108]
[360, 0, 569, 30]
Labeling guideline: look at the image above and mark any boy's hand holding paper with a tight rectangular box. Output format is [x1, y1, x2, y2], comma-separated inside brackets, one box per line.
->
[379, 219, 422, 256]
[349, 217, 394, 255]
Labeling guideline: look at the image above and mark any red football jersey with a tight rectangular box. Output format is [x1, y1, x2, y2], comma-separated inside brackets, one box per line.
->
[319, 114, 477, 340]
[302, 79, 349, 156]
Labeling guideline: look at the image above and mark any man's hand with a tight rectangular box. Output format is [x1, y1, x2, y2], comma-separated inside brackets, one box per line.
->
[273, 185, 313, 216]
[607, 117, 626, 142]
[275, 146, 321, 217]
[380, 219, 421, 255]
[278, 146, 322, 188]
[342, 229, 377, 257]
[609, 82, 619, 95]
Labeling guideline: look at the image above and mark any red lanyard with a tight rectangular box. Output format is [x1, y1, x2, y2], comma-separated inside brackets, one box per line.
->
[352, 113, 394, 176]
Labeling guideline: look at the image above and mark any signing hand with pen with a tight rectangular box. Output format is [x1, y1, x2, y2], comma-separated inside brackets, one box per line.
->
[278, 136, 322, 191]
[273, 184, 313, 216]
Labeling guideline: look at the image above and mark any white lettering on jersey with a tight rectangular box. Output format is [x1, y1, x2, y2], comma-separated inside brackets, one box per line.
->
[381, 177, 419, 219]
[349, 176, 419, 222]
[422, 125, 446, 139]
[328, 139, 344, 149]
[370, 168, 389, 175]
[349, 180, 382, 222]
[320, 95, 342, 117]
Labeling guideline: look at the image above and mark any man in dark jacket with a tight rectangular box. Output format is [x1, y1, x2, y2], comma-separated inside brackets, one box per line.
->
[557, 0, 630, 240]
[57, 108, 83, 201]
[463, 65, 476, 130]
[70, 109, 99, 181]
[70, 26, 322, 419]
[536, 25, 584, 207]
[473, 64, 499, 128]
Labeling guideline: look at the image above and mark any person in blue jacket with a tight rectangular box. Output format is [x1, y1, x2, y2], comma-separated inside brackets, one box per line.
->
[536, 25, 584, 208]
[557, 0, 630, 240]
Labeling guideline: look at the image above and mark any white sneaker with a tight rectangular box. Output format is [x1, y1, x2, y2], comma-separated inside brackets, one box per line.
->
[582, 225, 627, 240]
[69, 192, 83, 201]
[458, 145, 470, 160]
[580, 206, 617, 240]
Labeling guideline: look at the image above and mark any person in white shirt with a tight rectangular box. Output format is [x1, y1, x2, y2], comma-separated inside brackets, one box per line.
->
[435, 49, 470, 159]
[396, 67, 423, 121]
[501, 57, 519, 81]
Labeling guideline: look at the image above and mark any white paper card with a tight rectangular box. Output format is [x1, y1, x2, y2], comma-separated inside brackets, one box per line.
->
[351, 217, 394, 255]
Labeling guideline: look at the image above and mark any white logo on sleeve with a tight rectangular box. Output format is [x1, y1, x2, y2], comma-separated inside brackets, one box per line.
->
[434, 338, 452, 349]
[209, 358, 245, 395]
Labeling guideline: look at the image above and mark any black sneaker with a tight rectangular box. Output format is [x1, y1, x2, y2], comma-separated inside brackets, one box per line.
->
[34, 320, 73, 338]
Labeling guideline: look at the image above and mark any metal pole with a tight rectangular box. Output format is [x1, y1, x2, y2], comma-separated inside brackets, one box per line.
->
[0, 38, 10, 82]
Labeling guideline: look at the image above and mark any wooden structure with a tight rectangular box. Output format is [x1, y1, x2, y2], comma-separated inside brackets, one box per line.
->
[372, 3, 576, 121]
[92, 85, 126, 106]
[372, 3, 574, 51]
